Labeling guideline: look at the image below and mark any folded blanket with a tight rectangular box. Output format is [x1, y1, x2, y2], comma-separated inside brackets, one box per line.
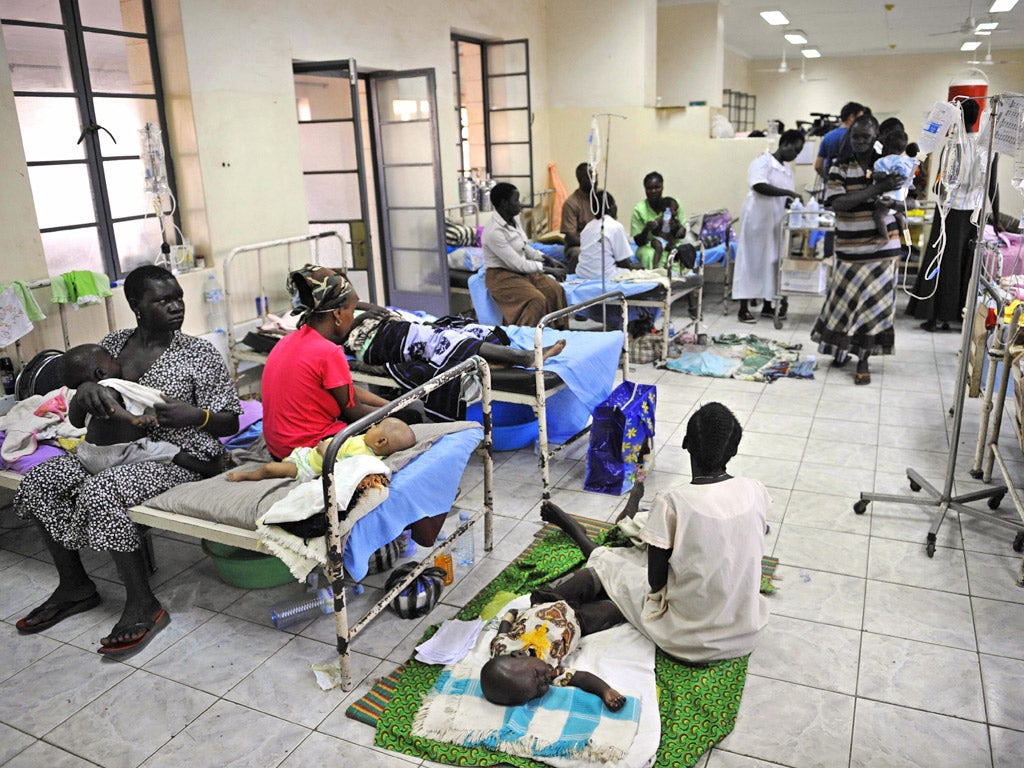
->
[0, 388, 84, 461]
[255, 454, 391, 581]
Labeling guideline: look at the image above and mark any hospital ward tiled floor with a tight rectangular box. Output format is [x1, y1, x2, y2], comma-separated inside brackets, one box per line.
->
[2, 284, 1024, 768]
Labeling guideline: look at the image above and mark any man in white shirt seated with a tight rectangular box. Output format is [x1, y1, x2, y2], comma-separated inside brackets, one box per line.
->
[575, 192, 640, 280]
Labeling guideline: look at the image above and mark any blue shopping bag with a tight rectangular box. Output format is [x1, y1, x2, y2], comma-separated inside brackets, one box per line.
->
[584, 381, 657, 496]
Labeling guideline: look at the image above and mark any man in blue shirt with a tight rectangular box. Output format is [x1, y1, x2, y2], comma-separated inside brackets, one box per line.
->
[814, 102, 867, 182]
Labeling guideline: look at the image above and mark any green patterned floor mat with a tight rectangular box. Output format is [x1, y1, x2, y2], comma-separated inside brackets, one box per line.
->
[365, 518, 777, 767]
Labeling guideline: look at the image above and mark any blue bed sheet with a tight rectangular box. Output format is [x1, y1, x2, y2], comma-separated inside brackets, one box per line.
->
[345, 425, 483, 582]
[702, 241, 737, 265]
[503, 325, 622, 444]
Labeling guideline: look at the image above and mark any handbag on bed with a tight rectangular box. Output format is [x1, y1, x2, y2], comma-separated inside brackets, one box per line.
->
[584, 381, 657, 496]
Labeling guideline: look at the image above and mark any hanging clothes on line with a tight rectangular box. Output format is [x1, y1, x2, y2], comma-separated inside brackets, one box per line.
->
[50, 271, 112, 307]
[0, 284, 36, 347]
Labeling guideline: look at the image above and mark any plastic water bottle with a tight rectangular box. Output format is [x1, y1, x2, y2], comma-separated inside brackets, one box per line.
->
[203, 273, 228, 334]
[804, 198, 820, 228]
[661, 207, 672, 234]
[789, 199, 804, 228]
[269, 586, 333, 630]
[455, 511, 475, 566]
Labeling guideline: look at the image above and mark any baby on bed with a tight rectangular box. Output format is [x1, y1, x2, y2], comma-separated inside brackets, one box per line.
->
[480, 598, 627, 711]
[226, 416, 415, 483]
[63, 343, 226, 478]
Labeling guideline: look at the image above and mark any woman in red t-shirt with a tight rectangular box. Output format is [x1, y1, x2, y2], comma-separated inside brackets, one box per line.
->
[261, 266, 387, 460]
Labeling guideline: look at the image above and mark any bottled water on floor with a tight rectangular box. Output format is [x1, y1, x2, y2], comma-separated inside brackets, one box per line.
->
[455, 511, 475, 566]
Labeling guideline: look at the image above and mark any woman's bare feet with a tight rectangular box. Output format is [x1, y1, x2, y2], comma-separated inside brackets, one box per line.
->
[542, 339, 567, 362]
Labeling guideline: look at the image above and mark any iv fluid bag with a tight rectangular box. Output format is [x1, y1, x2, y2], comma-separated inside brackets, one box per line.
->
[140, 123, 168, 196]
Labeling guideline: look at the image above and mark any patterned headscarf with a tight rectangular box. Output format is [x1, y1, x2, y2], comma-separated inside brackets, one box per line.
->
[287, 264, 355, 327]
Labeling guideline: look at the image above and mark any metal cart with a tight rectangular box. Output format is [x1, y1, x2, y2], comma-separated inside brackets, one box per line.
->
[768, 208, 835, 329]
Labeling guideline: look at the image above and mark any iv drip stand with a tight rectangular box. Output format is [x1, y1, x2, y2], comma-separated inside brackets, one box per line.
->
[853, 94, 1015, 563]
[592, 113, 626, 329]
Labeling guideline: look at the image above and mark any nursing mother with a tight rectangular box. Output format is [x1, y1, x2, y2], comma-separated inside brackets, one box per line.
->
[15, 265, 241, 659]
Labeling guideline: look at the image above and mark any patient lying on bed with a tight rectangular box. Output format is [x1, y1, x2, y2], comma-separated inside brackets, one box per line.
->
[63, 344, 226, 478]
[226, 417, 415, 483]
[481, 598, 627, 711]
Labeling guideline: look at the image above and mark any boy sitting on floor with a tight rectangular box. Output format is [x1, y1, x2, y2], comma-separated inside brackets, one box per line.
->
[480, 598, 627, 711]
[227, 416, 415, 483]
[63, 343, 227, 478]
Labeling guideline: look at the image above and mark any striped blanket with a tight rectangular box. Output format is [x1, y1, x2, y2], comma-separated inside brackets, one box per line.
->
[413, 656, 642, 763]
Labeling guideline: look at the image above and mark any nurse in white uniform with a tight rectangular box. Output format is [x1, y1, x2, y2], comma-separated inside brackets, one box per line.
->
[732, 130, 805, 323]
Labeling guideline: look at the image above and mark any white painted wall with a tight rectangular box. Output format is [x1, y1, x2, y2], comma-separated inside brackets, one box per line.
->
[656, 1, 723, 108]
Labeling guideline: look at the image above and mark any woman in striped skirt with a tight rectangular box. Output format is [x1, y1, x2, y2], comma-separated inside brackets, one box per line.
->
[811, 114, 905, 385]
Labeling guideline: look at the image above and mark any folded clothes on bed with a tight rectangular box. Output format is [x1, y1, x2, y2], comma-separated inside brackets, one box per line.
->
[0, 388, 84, 461]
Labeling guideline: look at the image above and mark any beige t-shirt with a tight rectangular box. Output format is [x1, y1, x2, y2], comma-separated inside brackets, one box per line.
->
[590, 477, 771, 663]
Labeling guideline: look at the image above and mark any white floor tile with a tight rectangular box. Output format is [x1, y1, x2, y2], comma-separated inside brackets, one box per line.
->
[856, 632, 986, 721]
[850, 699, 990, 768]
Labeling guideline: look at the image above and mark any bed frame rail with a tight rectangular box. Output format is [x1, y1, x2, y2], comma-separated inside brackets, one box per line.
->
[535, 291, 629, 498]
[222, 231, 345, 381]
[322, 355, 494, 690]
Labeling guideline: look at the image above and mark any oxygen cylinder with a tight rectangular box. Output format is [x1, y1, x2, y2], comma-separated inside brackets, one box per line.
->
[478, 174, 497, 212]
[458, 175, 477, 206]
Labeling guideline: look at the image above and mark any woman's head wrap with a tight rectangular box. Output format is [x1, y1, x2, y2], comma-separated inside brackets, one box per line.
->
[287, 264, 355, 326]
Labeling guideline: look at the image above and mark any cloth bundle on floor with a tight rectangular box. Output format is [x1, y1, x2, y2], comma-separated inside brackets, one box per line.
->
[665, 333, 806, 383]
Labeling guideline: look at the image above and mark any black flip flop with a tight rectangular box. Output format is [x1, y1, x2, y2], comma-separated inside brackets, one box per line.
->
[97, 608, 171, 660]
[16, 593, 102, 634]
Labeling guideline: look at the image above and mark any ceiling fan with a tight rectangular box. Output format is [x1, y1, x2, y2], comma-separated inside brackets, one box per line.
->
[967, 39, 1010, 66]
[798, 58, 827, 84]
[756, 44, 789, 74]
[929, 0, 979, 36]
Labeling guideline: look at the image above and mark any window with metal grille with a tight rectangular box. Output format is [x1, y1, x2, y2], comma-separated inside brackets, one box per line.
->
[2, 0, 178, 279]
[722, 89, 757, 133]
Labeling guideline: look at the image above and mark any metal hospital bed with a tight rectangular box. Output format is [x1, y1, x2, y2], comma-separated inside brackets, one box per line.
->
[0, 354, 495, 692]
[221, 232, 631, 500]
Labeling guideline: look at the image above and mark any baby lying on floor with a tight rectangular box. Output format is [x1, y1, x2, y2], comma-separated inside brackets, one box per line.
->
[227, 417, 415, 483]
[481, 599, 626, 711]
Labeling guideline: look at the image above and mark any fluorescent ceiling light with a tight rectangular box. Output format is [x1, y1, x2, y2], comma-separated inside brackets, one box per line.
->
[760, 10, 790, 25]
[784, 30, 808, 44]
[976, 21, 999, 30]
[976, 30, 992, 34]
[989, 0, 1018, 13]
[801, 48, 821, 58]
[961, 41, 982, 51]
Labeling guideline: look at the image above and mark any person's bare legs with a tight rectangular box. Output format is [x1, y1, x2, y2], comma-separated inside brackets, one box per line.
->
[15, 523, 101, 632]
[478, 340, 566, 368]
[102, 549, 162, 647]
[540, 500, 596, 558]
[615, 436, 650, 522]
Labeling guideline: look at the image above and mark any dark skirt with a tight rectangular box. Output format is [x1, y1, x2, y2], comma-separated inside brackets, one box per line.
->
[906, 208, 977, 323]
[811, 258, 896, 358]
[16, 453, 196, 552]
